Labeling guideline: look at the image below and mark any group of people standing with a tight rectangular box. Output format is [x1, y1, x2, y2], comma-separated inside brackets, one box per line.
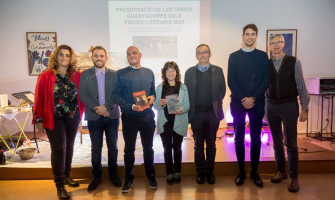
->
[33, 23, 309, 200]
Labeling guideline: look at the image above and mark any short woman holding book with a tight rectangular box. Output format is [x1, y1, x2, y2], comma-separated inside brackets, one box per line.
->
[153, 61, 190, 184]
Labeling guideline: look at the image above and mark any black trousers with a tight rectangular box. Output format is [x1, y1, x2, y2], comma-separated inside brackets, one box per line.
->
[230, 99, 264, 171]
[121, 110, 156, 180]
[45, 117, 80, 186]
[159, 123, 184, 175]
[265, 101, 299, 178]
[191, 111, 219, 173]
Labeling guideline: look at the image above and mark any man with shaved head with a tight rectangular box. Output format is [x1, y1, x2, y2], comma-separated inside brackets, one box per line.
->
[112, 46, 157, 192]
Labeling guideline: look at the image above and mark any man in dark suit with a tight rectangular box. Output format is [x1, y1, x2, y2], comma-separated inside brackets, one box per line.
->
[184, 44, 226, 184]
[79, 46, 121, 191]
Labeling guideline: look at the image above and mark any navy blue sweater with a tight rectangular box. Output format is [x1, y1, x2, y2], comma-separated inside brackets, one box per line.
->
[227, 49, 269, 102]
[112, 66, 156, 115]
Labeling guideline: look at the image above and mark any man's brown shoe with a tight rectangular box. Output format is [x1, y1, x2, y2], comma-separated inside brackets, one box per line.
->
[271, 171, 288, 183]
[288, 178, 299, 193]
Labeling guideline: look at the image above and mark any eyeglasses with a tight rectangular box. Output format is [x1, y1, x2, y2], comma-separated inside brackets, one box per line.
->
[166, 69, 176, 73]
[196, 51, 210, 56]
[269, 41, 284, 45]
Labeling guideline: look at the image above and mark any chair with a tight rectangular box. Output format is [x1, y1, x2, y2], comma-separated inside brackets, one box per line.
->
[79, 122, 89, 144]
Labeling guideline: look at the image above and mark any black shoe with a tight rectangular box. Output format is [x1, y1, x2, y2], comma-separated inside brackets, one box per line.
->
[235, 171, 246, 186]
[109, 174, 122, 187]
[166, 174, 175, 184]
[148, 174, 158, 189]
[250, 171, 263, 187]
[122, 178, 133, 193]
[206, 172, 215, 184]
[174, 172, 181, 183]
[196, 172, 205, 184]
[56, 185, 70, 200]
[88, 177, 102, 191]
[64, 176, 80, 187]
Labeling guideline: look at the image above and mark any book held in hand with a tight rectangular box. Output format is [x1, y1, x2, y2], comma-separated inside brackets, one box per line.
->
[165, 94, 182, 114]
[133, 90, 150, 108]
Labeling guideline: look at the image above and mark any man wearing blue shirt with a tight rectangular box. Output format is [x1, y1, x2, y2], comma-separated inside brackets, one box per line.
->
[266, 34, 310, 192]
[79, 46, 121, 191]
[185, 44, 226, 184]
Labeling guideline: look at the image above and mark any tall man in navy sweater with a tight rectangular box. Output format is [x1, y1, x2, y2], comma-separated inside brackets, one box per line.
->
[185, 44, 226, 184]
[228, 24, 269, 187]
[266, 34, 309, 193]
[112, 46, 157, 192]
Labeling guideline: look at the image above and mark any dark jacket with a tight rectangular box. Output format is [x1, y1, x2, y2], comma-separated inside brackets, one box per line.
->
[79, 67, 120, 120]
[184, 64, 226, 123]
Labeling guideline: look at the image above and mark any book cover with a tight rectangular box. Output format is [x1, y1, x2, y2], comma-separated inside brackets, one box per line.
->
[133, 90, 150, 108]
[165, 94, 182, 114]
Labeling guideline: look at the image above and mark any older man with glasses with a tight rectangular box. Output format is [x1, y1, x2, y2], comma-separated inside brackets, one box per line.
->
[265, 34, 310, 193]
[184, 44, 226, 185]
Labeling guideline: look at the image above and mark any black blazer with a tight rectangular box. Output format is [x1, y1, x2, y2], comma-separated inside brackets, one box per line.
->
[184, 64, 226, 123]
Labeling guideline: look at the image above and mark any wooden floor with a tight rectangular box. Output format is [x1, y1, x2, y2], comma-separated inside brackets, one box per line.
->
[1, 174, 335, 200]
[1, 128, 335, 180]
[1, 128, 335, 199]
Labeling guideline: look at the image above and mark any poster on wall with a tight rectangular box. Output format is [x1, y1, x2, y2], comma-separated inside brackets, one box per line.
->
[26, 32, 57, 76]
[108, 1, 202, 84]
[266, 29, 297, 58]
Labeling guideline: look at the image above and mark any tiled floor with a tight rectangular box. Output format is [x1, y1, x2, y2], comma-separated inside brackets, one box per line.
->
[1, 173, 335, 200]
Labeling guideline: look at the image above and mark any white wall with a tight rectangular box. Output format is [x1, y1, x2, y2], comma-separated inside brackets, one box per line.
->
[0, 0, 334, 133]
[210, 0, 335, 133]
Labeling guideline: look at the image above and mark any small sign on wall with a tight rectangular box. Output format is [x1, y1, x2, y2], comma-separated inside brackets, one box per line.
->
[26, 32, 57, 76]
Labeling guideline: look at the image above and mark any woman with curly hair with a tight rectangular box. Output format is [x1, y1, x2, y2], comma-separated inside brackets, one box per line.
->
[153, 61, 190, 184]
[33, 44, 84, 200]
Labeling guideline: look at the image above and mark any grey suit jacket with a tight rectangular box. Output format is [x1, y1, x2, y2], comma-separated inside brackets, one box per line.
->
[184, 64, 226, 123]
[79, 67, 120, 121]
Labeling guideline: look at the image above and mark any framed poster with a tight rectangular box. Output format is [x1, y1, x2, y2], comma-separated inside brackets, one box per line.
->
[26, 32, 57, 76]
[266, 29, 297, 58]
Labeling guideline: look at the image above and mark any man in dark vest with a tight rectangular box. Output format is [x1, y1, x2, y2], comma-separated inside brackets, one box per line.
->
[184, 44, 226, 184]
[228, 24, 269, 188]
[265, 34, 309, 193]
